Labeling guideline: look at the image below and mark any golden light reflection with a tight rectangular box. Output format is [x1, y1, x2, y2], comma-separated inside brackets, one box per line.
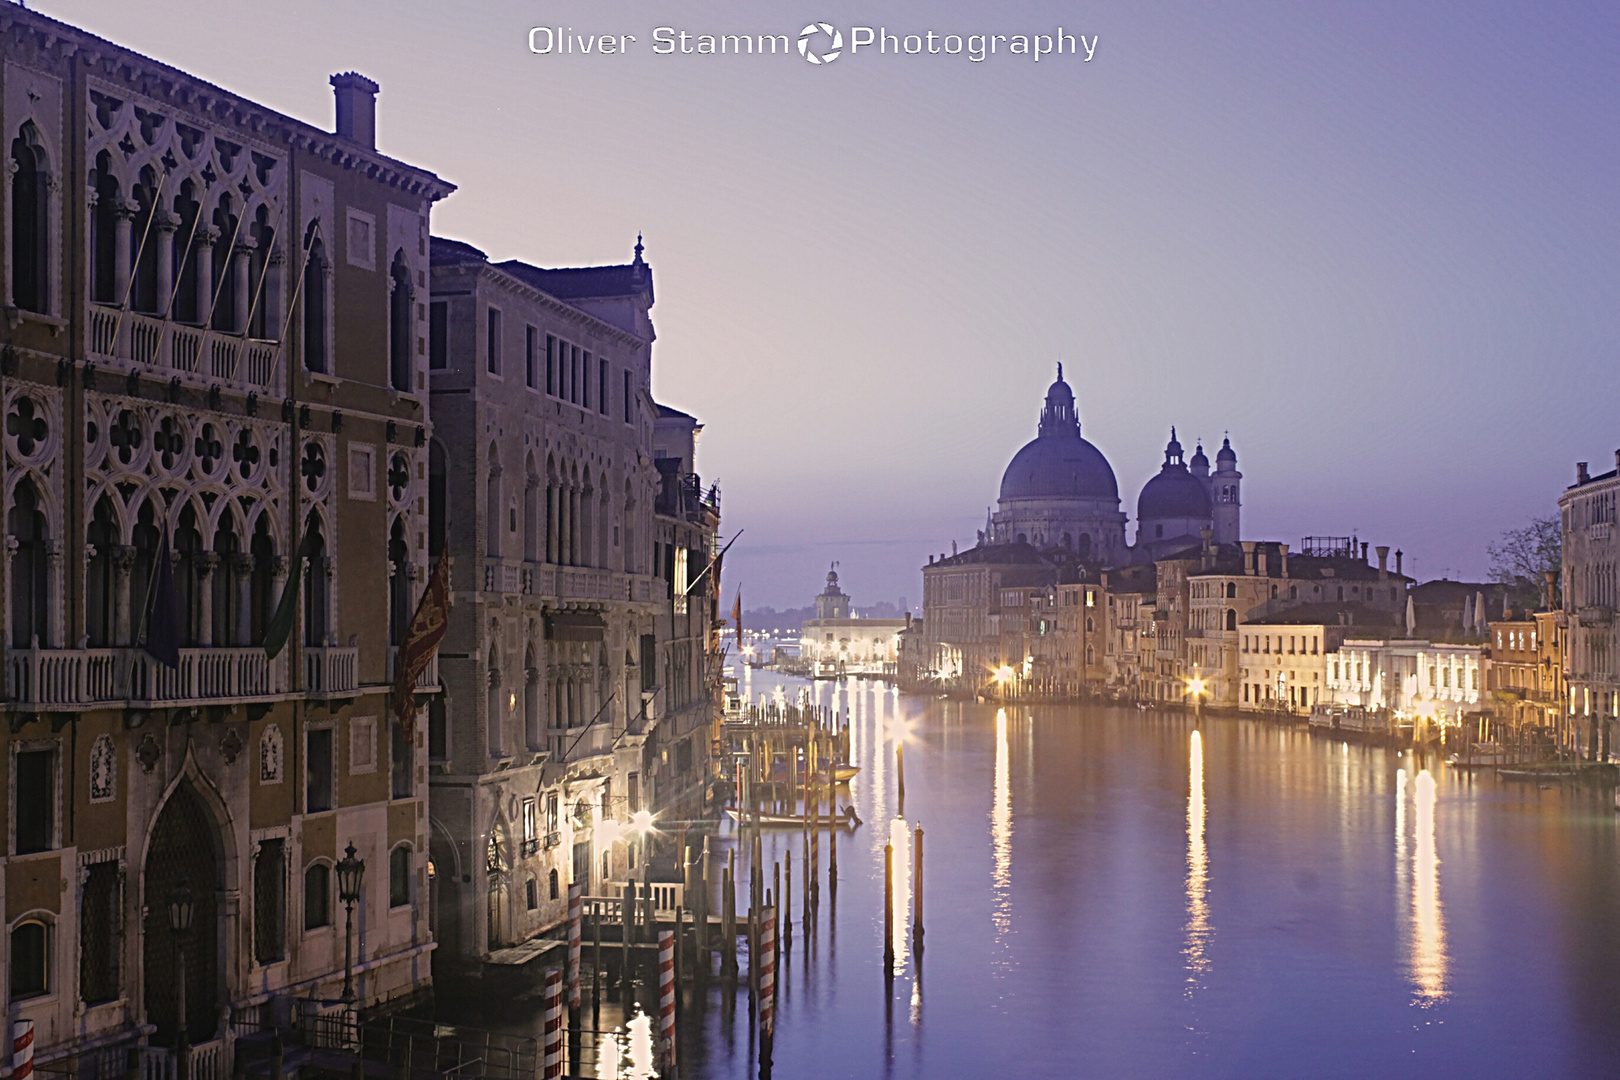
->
[890, 816, 912, 970]
[991, 708, 1012, 946]
[1410, 768, 1448, 1004]
[1183, 729, 1210, 988]
[598, 1011, 657, 1079]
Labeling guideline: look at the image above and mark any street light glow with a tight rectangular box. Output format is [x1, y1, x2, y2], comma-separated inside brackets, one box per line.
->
[994, 665, 1015, 685]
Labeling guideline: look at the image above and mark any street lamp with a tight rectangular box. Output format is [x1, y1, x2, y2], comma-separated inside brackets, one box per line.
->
[336, 842, 365, 1004]
[167, 878, 195, 1080]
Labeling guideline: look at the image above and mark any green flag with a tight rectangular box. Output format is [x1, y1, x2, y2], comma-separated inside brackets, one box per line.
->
[264, 529, 319, 659]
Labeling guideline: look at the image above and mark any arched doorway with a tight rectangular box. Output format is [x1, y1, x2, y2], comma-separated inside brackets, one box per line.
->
[143, 782, 222, 1047]
[485, 821, 510, 952]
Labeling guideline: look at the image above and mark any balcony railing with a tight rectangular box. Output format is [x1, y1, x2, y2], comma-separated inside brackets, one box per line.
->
[88, 304, 278, 392]
[304, 646, 359, 697]
[484, 560, 523, 595]
[7, 646, 286, 707]
[387, 646, 440, 691]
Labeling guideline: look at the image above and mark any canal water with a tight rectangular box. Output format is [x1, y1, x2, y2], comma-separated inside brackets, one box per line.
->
[449, 671, 1620, 1078]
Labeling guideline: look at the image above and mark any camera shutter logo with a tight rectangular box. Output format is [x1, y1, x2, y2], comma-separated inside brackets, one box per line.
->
[798, 22, 843, 64]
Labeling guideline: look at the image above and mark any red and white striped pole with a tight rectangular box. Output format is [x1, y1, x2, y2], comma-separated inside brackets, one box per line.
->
[12, 1020, 34, 1080]
[541, 968, 563, 1079]
[758, 905, 777, 1038]
[657, 929, 677, 1073]
[567, 881, 583, 1010]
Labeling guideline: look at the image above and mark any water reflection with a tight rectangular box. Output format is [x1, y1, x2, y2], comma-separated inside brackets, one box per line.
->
[991, 708, 1013, 948]
[596, 1012, 656, 1079]
[1410, 768, 1448, 1004]
[1184, 730, 1210, 990]
[890, 817, 913, 970]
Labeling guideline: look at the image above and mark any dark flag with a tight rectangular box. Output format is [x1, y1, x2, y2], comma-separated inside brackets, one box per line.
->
[733, 587, 742, 643]
[263, 529, 319, 660]
[393, 549, 452, 739]
[143, 527, 181, 669]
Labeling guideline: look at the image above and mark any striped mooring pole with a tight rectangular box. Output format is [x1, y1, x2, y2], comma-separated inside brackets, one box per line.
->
[658, 929, 677, 1073]
[12, 1020, 34, 1080]
[567, 881, 583, 1009]
[759, 905, 777, 1037]
[541, 968, 564, 1079]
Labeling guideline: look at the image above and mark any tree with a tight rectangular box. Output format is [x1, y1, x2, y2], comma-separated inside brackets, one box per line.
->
[1486, 514, 1561, 610]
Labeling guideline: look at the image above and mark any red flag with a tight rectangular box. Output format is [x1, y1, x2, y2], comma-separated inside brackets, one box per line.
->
[732, 587, 742, 643]
[393, 549, 452, 738]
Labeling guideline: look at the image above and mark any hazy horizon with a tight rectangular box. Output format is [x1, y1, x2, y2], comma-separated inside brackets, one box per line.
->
[48, 0, 1620, 609]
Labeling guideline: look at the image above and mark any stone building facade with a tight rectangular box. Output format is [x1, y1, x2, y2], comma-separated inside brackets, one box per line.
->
[0, 9, 450, 1074]
[424, 236, 718, 969]
[1559, 452, 1620, 759]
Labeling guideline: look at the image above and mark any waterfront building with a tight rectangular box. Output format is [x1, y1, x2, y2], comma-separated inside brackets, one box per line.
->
[913, 541, 1046, 695]
[1486, 614, 1539, 731]
[1101, 562, 1156, 699]
[1558, 453, 1619, 759]
[1236, 607, 1398, 715]
[424, 236, 689, 968]
[0, 8, 452, 1071]
[799, 567, 906, 677]
[1325, 638, 1486, 731]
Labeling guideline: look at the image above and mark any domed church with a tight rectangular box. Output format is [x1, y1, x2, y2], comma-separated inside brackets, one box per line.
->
[984, 367, 1241, 563]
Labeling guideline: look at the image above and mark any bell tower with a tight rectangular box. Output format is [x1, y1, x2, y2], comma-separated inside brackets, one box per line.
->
[1212, 436, 1242, 544]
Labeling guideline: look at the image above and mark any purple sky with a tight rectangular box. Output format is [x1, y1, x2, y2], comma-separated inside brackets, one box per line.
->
[52, 1, 1620, 609]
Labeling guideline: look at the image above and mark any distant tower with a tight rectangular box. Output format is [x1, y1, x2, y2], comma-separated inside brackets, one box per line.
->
[816, 565, 851, 620]
[1212, 436, 1242, 544]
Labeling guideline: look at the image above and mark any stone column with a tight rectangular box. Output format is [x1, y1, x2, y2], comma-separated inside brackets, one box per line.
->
[194, 225, 220, 323]
[569, 488, 581, 567]
[113, 200, 137, 304]
[196, 553, 219, 648]
[232, 240, 254, 333]
[154, 211, 178, 314]
[320, 555, 336, 647]
[45, 539, 64, 649]
[111, 545, 136, 647]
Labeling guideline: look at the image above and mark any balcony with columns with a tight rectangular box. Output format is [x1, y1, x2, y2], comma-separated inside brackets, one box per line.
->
[481, 557, 662, 605]
[86, 209, 284, 394]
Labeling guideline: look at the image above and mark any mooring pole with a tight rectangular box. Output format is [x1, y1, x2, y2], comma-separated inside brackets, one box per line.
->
[913, 822, 924, 953]
[883, 839, 895, 973]
[897, 742, 906, 816]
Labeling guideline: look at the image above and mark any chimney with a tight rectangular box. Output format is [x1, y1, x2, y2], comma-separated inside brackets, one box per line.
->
[1395, 549, 1403, 576]
[1257, 547, 1268, 577]
[1242, 541, 1256, 576]
[1360, 541, 1369, 564]
[1376, 545, 1389, 578]
[1577, 461, 1590, 484]
[331, 72, 379, 149]
[1544, 570, 1557, 612]
[928, 555, 934, 566]
[1279, 543, 1289, 578]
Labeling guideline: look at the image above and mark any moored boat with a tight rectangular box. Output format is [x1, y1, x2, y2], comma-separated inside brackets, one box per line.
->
[725, 806, 861, 829]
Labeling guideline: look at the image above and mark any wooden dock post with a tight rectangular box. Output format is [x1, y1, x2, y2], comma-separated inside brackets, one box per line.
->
[883, 839, 895, 972]
[657, 931, 676, 1076]
[783, 851, 792, 944]
[542, 968, 564, 1079]
[699, 835, 711, 957]
[913, 822, 924, 953]
[567, 882, 582, 1010]
[621, 883, 633, 992]
[897, 742, 906, 816]
[592, 901, 603, 1022]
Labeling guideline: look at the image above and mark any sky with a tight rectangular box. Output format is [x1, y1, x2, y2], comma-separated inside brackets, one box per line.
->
[48, 0, 1620, 610]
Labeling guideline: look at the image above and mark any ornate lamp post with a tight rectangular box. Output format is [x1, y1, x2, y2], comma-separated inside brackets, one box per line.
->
[336, 842, 365, 1004]
[167, 878, 195, 1080]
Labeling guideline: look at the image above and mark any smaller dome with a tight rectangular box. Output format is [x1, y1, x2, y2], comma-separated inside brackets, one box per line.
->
[1189, 441, 1209, 470]
[1216, 436, 1237, 465]
[1138, 468, 1212, 522]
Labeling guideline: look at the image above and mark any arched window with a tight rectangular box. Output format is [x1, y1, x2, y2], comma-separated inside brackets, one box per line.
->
[9, 477, 49, 648]
[1226, 582, 1237, 598]
[390, 250, 413, 391]
[303, 864, 331, 930]
[548, 868, 559, 901]
[486, 461, 502, 558]
[249, 514, 275, 645]
[212, 507, 241, 646]
[90, 151, 120, 304]
[1226, 609, 1237, 631]
[87, 496, 118, 648]
[171, 182, 201, 323]
[389, 845, 412, 908]
[11, 124, 49, 313]
[10, 919, 48, 998]
[524, 647, 541, 751]
[487, 645, 503, 758]
[131, 168, 161, 314]
[524, 461, 540, 562]
[388, 517, 410, 646]
[525, 877, 538, 911]
[302, 228, 329, 373]
[247, 205, 276, 338]
[302, 515, 328, 647]
[210, 195, 240, 331]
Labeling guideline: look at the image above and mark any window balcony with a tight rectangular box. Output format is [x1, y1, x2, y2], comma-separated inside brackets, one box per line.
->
[484, 559, 523, 596]
[88, 304, 279, 393]
[303, 646, 359, 698]
[6, 646, 287, 708]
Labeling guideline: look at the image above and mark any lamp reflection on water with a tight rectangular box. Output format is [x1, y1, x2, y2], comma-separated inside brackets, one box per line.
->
[1410, 768, 1447, 1003]
[889, 816, 912, 970]
[1184, 730, 1210, 989]
[991, 708, 1013, 949]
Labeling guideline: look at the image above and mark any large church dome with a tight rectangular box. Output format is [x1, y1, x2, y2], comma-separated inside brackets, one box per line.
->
[1137, 428, 1212, 520]
[998, 370, 1119, 502]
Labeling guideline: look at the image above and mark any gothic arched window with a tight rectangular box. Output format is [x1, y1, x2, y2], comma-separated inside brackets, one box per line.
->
[10, 123, 49, 313]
